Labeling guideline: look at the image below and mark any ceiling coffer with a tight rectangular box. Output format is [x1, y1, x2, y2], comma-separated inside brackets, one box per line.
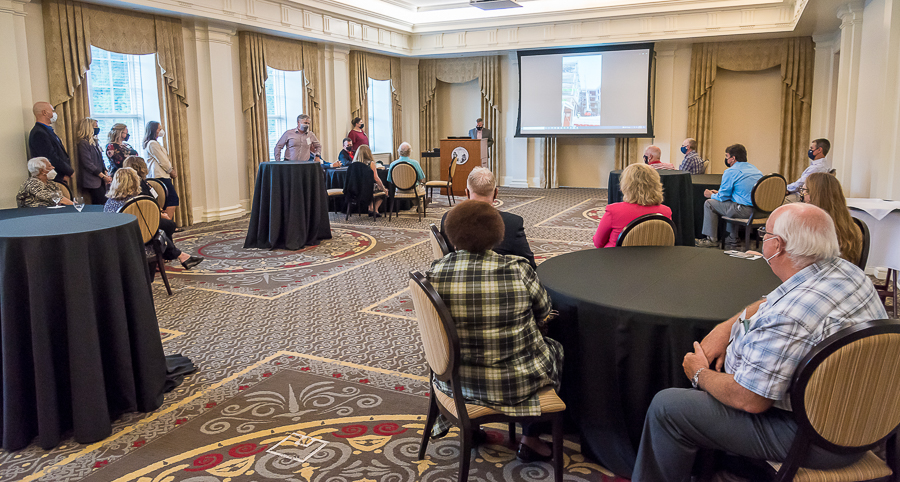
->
[469, 0, 523, 10]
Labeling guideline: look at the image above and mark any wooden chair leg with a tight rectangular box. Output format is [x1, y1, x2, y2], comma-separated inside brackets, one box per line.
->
[508, 422, 516, 444]
[154, 242, 173, 296]
[552, 414, 564, 482]
[345, 198, 352, 221]
[418, 392, 440, 460]
[743, 225, 751, 252]
[388, 196, 394, 221]
[458, 425, 473, 482]
[446, 185, 453, 206]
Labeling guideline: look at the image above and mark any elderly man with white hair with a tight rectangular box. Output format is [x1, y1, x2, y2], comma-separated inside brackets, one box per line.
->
[387, 142, 426, 197]
[631, 203, 888, 482]
[16, 157, 73, 208]
[643, 145, 675, 170]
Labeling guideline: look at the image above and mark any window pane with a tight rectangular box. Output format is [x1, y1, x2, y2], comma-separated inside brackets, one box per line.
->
[265, 67, 304, 160]
[366, 79, 393, 155]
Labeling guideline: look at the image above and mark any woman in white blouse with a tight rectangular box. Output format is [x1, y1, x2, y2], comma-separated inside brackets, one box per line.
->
[142, 121, 180, 221]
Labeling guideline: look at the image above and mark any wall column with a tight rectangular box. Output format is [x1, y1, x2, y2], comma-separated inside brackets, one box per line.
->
[0, 0, 33, 208]
[400, 57, 419, 164]
[500, 51, 528, 187]
[190, 22, 244, 222]
[320, 44, 350, 162]
[810, 34, 840, 145]
[653, 43, 677, 163]
[831, 0, 865, 191]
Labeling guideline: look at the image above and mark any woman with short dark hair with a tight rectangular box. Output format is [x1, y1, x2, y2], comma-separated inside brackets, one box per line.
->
[428, 200, 563, 462]
[347, 117, 369, 152]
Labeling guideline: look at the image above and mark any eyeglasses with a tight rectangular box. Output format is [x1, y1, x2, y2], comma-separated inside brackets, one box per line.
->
[799, 187, 809, 194]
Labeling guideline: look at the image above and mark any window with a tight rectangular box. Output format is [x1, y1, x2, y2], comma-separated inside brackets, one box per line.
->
[87, 46, 160, 145]
[367, 79, 393, 155]
[265, 67, 305, 160]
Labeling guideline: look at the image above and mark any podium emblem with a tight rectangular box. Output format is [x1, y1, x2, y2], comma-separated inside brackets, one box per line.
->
[451, 147, 470, 165]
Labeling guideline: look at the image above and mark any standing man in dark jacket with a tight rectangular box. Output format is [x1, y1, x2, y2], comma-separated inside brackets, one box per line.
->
[440, 167, 536, 269]
[28, 102, 74, 187]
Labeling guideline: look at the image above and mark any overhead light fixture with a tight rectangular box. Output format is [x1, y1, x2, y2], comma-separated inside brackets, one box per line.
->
[469, 0, 523, 10]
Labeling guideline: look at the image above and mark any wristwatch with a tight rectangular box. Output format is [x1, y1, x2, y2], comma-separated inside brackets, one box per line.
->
[691, 368, 705, 389]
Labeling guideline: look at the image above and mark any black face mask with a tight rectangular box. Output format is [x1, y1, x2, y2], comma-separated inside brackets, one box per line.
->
[359, 123, 365, 129]
[476, 126, 483, 131]
[724, 157, 734, 168]
[93, 127, 100, 135]
[345, 145, 352, 151]
[643, 155, 649, 164]
[124, 133, 130, 142]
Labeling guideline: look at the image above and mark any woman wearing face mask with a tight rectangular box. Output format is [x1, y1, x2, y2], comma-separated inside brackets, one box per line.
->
[16, 157, 74, 207]
[347, 117, 369, 151]
[143, 121, 180, 221]
[76, 117, 112, 204]
[106, 123, 138, 177]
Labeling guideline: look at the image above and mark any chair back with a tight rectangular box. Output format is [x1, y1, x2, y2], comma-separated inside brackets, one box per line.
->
[118, 195, 161, 244]
[390, 162, 419, 191]
[617, 213, 677, 247]
[54, 181, 71, 200]
[750, 173, 787, 215]
[448, 158, 459, 180]
[791, 320, 900, 452]
[852, 217, 870, 270]
[146, 179, 167, 211]
[428, 224, 451, 259]
[702, 159, 710, 174]
[408, 270, 458, 383]
[344, 162, 375, 209]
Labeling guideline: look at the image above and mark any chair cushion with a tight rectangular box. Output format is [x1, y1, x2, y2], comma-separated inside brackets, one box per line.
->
[327, 189, 344, 196]
[766, 451, 891, 482]
[433, 385, 566, 421]
[425, 181, 450, 187]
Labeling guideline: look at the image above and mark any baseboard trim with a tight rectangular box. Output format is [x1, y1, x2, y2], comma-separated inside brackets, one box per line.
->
[201, 204, 245, 222]
[502, 177, 529, 188]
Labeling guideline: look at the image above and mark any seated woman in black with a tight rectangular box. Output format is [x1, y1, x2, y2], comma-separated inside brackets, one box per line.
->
[123, 156, 177, 240]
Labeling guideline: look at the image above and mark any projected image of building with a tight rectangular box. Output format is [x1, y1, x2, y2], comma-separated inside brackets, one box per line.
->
[562, 55, 602, 127]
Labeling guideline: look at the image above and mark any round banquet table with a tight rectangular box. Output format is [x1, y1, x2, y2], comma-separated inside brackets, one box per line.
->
[537, 246, 782, 478]
[690, 174, 723, 239]
[0, 210, 167, 450]
[324, 166, 413, 214]
[245, 161, 332, 250]
[608, 170, 694, 246]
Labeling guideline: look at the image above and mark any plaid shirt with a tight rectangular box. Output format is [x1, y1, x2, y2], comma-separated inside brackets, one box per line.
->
[679, 150, 704, 174]
[427, 250, 563, 434]
[725, 257, 887, 411]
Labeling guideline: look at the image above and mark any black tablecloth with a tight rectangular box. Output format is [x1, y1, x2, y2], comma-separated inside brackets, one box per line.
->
[538, 247, 781, 477]
[245, 161, 332, 250]
[324, 167, 413, 213]
[0, 211, 167, 450]
[0, 204, 104, 220]
[608, 170, 694, 246]
[690, 174, 723, 239]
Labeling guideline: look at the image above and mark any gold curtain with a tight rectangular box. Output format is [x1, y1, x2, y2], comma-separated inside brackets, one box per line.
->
[42, 0, 90, 193]
[540, 137, 558, 189]
[238, 32, 320, 195]
[615, 138, 641, 170]
[418, 56, 502, 174]
[688, 38, 814, 181]
[349, 51, 403, 157]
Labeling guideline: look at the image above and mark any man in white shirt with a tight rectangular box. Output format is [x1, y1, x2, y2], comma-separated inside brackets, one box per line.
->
[784, 138, 830, 203]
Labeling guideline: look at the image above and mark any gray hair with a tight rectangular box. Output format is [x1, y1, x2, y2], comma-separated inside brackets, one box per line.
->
[297, 114, 310, 123]
[27, 157, 50, 176]
[771, 203, 840, 268]
[398, 142, 412, 158]
[467, 167, 495, 197]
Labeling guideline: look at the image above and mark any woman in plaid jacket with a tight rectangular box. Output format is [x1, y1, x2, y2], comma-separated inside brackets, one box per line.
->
[428, 200, 563, 462]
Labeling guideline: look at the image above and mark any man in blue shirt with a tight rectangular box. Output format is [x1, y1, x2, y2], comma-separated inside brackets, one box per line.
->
[696, 143, 762, 248]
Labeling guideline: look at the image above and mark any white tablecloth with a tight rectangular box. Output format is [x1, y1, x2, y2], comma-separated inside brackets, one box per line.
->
[849, 207, 900, 271]
[847, 198, 900, 220]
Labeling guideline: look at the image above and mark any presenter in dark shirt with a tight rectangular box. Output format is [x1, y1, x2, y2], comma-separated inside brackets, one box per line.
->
[28, 101, 74, 187]
[468, 118, 494, 149]
[440, 167, 536, 269]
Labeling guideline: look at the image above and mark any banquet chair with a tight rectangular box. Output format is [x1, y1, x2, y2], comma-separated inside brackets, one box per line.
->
[54, 181, 71, 200]
[388, 162, 426, 221]
[428, 223, 452, 259]
[119, 195, 172, 296]
[146, 178, 167, 211]
[616, 213, 677, 247]
[407, 270, 566, 482]
[425, 161, 458, 206]
[719, 173, 787, 251]
[852, 217, 870, 271]
[716, 319, 900, 482]
[703, 159, 710, 174]
[342, 162, 383, 221]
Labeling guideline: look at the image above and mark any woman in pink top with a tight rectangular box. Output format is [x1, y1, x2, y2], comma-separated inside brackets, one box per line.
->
[593, 163, 672, 248]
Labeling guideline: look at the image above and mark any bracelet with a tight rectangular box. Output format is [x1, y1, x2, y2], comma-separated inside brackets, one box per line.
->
[691, 367, 705, 390]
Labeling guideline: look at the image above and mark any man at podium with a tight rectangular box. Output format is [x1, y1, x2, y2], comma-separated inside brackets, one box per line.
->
[468, 118, 493, 149]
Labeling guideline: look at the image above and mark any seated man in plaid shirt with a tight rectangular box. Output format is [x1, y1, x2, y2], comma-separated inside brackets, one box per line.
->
[632, 203, 887, 482]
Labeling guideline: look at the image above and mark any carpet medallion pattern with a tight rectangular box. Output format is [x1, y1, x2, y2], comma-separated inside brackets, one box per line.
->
[534, 198, 607, 231]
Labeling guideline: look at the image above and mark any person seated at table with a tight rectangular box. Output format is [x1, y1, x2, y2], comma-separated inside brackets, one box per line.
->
[16, 157, 73, 208]
[695, 143, 763, 249]
[803, 172, 862, 264]
[593, 163, 672, 248]
[353, 145, 388, 216]
[784, 138, 831, 203]
[387, 142, 426, 198]
[123, 156, 178, 240]
[678, 138, 705, 174]
[644, 145, 675, 170]
[104, 168, 203, 270]
[631, 203, 887, 482]
[337, 137, 355, 167]
[439, 167, 537, 269]
[428, 200, 563, 462]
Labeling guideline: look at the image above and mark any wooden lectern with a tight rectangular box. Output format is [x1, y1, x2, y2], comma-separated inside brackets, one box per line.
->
[439, 138, 488, 196]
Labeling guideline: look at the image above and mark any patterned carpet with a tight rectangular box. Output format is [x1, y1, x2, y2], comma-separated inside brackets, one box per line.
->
[0, 187, 621, 482]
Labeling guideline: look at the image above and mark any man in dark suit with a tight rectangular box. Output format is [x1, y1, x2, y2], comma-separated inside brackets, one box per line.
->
[440, 167, 536, 269]
[28, 102, 74, 187]
[467, 118, 493, 149]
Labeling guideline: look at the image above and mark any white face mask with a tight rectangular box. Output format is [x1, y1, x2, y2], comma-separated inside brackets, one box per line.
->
[762, 236, 780, 266]
[50, 112, 58, 123]
[158, 129, 166, 139]
[46, 168, 57, 180]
